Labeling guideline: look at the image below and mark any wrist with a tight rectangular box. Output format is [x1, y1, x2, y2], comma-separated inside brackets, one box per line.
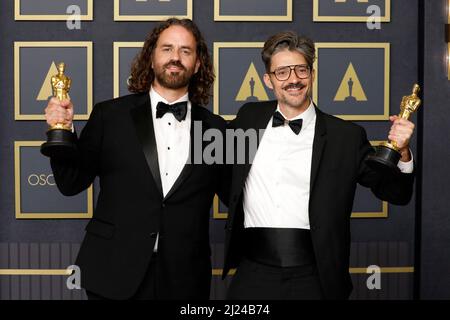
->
[399, 147, 411, 162]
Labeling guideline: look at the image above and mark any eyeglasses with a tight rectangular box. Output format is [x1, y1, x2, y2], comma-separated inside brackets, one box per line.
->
[269, 64, 311, 81]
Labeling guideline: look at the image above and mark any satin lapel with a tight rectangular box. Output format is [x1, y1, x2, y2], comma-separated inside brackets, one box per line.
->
[130, 94, 163, 198]
[235, 101, 277, 195]
[310, 106, 328, 193]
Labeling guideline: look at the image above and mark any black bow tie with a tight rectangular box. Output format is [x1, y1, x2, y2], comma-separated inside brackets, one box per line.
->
[156, 101, 188, 122]
[272, 111, 303, 135]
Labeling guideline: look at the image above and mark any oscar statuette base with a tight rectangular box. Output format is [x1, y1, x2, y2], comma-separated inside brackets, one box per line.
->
[41, 128, 77, 159]
[366, 144, 401, 174]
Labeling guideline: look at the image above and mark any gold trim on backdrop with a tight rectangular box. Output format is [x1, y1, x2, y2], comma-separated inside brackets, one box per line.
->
[14, 41, 93, 121]
[0, 267, 414, 276]
[351, 200, 388, 218]
[348, 267, 414, 274]
[213, 194, 228, 219]
[113, 42, 144, 99]
[14, 141, 94, 219]
[447, 0, 450, 81]
[448, 0, 450, 80]
[448, 43, 450, 81]
[213, 141, 389, 220]
[214, 267, 414, 276]
[448, 0, 450, 24]
[114, 0, 193, 21]
[214, 0, 292, 21]
[313, 0, 391, 22]
[15, 0, 94, 21]
[0, 269, 72, 276]
[213, 42, 265, 121]
[313, 42, 390, 121]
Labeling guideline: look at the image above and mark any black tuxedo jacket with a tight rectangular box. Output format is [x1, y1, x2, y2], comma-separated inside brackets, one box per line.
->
[222, 101, 415, 299]
[51, 93, 227, 299]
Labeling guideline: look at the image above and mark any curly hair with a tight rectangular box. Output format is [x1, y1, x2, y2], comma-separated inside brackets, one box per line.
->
[128, 18, 214, 106]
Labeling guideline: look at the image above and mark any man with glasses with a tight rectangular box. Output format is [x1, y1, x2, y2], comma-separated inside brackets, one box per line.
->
[222, 31, 416, 299]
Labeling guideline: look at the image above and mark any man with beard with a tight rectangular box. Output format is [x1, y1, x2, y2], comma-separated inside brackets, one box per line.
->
[44, 18, 227, 300]
[222, 31, 416, 299]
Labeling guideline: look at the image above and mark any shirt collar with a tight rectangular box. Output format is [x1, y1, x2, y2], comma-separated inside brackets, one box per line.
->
[150, 86, 189, 105]
[149, 86, 190, 120]
[276, 99, 316, 128]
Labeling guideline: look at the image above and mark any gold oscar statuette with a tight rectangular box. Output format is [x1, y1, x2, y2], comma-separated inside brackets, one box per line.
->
[366, 84, 421, 173]
[41, 62, 77, 158]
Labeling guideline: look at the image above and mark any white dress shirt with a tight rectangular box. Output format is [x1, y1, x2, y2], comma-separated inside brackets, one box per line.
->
[243, 101, 414, 230]
[243, 101, 317, 229]
[150, 87, 191, 250]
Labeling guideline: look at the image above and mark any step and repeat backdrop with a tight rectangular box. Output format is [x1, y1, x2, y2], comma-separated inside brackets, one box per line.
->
[0, 0, 418, 300]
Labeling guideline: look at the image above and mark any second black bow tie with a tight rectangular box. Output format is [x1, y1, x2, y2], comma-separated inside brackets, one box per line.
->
[272, 111, 303, 135]
[156, 101, 188, 122]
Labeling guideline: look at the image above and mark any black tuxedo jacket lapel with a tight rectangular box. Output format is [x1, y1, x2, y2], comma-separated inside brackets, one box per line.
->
[130, 93, 164, 198]
[310, 106, 328, 194]
[233, 101, 277, 202]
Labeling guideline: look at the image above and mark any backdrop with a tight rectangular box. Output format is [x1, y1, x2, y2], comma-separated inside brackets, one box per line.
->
[0, 0, 448, 300]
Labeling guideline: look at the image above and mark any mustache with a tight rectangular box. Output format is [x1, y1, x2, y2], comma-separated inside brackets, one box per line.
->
[164, 60, 186, 71]
[283, 83, 306, 90]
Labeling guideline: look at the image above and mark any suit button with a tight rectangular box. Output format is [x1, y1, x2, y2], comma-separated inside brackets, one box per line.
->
[161, 203, 166, 208]
[150, 232, 157, 239]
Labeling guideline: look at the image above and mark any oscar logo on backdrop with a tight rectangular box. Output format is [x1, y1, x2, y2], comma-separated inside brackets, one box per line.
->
[235, 62, 269, 102]
[334, 62, 368, 103]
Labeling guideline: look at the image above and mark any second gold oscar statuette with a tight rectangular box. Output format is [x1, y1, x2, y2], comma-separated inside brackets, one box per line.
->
[366, 84, 421, 173]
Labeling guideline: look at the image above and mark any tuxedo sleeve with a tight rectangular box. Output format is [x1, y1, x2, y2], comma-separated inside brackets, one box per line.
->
[50, 102, 104, 196]
[356, 126, 415, 205]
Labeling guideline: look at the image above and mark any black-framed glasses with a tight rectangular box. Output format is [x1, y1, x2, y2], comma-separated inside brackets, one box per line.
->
[269, 64, 311, 81]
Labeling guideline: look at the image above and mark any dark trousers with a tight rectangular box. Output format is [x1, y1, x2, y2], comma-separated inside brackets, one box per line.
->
[227, 258, 324, 300]
[87, 253, 160, 300]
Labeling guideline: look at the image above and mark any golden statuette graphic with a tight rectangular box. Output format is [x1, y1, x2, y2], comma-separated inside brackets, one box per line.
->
[41, 62, 77, 158]
[366, 84, 421, 173]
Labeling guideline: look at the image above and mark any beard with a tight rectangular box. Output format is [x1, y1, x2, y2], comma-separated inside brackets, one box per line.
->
[154, 60, 195, 90]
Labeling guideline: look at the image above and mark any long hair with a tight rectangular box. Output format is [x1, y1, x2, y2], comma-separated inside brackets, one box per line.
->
[128, 18, 214, 106]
